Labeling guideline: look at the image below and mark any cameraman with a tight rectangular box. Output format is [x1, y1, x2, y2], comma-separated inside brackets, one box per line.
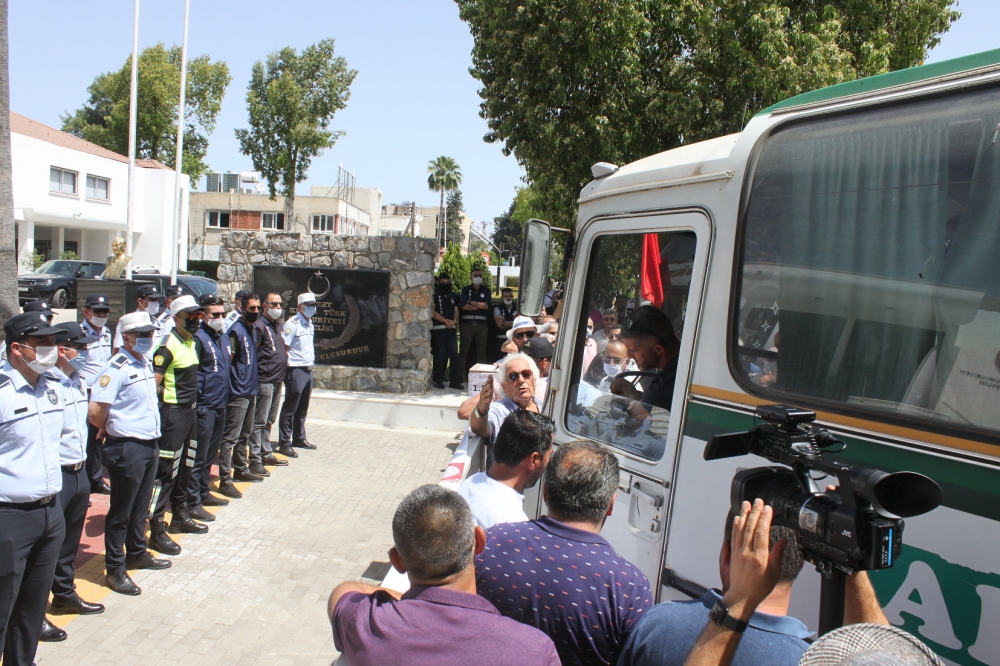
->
[682, 500, 889, 666]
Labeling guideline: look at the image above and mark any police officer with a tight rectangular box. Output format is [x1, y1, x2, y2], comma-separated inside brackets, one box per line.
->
[459, 267, 492, 376]
[151, 294, 207, 553]
[277, 292, 316, 454]
[0, 312, 66, 665]
[44, 323, 105, 634]
[431, 272, 462, 390]
[253, 292, 290, 468]
[220, 292, 265, 493]
[23, 297, 55, 322]
[113, 283, 162, 354]
[157, 284, 187, 340]
[492, 287, 518, 362]
[188, 294, 233, 512]
[81, 293, 113, 495]
[223, 289, 249, 332]
[89, 311, 170, 596]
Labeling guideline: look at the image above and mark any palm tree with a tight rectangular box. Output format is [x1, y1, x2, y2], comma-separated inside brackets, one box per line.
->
[0, 0, 16, 333]
[427, 156, 462, 249]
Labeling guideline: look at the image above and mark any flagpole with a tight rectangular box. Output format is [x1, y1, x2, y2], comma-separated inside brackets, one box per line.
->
[125, 0, 140, 280]
[170, 0, 190, 285]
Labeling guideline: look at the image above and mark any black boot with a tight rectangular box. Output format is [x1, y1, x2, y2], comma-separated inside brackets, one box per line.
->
[168, 505, 209, 534]
[148, 517, 181, 555]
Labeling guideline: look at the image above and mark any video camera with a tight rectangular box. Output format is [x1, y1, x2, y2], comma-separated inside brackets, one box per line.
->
[704, 404, 942, 576]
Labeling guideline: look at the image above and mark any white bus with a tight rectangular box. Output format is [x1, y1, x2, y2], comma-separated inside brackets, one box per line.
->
[511, 48, 1000, 665]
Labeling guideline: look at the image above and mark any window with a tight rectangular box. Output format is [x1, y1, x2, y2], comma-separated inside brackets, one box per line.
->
[50, 167, 76, 195]
[85, 175, 109, 200]
[312, 214, 336, 232]
[207, 211, 230, 228]
[735, 86, 1000, 440]
[62, 241, 78, 256]
[261, 212, 284, 230]
[564, 230, 697, 460]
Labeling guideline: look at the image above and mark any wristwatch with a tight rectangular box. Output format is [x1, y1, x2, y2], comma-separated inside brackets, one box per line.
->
[473, 405, 484, 419]
[709, 600, 749, 633]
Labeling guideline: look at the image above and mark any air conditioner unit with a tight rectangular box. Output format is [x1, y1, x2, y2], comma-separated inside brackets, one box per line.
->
[222, 172, 240, 193]
[205, 172, 222, 192]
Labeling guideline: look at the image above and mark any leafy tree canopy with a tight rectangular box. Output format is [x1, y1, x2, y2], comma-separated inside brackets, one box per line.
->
[437, 243, 493, 292]
[62, 43, 231, 184]
[456, 0, 959, 230]
[445, 188, 467, 248]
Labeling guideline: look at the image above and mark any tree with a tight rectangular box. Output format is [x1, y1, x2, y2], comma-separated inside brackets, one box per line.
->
[437, 243, 493, 292]
[236, 39, 357, 228]
[445, 188, 466, 248]
[455, 0, 959, 231]
[427, 156, 462, 249]
[0, 0, 14, 333]
[62, 43, 230, 184]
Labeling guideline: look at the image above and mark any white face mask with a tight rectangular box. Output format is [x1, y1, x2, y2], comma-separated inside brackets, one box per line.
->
[603, 362, 621, 378]
[91, 316, 108, 329]
[27, 345, 58, 373]
[472, 277, 483, 286]
[145, 301, 160, 315]
[503, 299, 513, 306]
[267, 308, 283, 320]
[587, 326, 594, 337]
[207, 318, 226, 332]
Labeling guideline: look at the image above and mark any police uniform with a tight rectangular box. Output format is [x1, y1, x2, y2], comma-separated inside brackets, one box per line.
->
[492, 298, 518, 361]
[190, 320, 231, 508]
[220, 316, 261, 485]
[0, 313, 67, 665]
[223, 289, 250, 333]
[459, 279, 493, 376]
[113, 284, 163, 355]
[157, 285, 186, 342]
[431, 284, 462, 388]
[278, 297, 316, 450]
[81, 294, 114, 493]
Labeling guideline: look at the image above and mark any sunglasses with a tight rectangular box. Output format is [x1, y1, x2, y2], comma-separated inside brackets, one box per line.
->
[206, 311, 225, 319]
[506, 370, 533, 383]
[91, 309, 111, 316]
[603, 356, 625, 364]
[245, 305, 261, 313]
[265, 302, 282, 307]
[513, 330, 535, 340]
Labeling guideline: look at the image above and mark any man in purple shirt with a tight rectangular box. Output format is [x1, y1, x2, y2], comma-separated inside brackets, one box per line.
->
[476, 441, 654, 666]
[328, 484, 559, 666]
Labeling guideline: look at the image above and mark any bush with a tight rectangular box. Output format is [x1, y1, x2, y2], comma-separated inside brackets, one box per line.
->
[436, 244, 493, 292]
[504, 276, 519, 288]
[186, 260, 219, 280]
[32, 250, 46, 270]
[59, 251, 79, 260]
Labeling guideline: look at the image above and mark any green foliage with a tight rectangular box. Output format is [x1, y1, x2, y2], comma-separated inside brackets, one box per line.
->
[185, 260, 219, 280]
[445, 189, 466, 247]
[436, 243, 493, 292]
[456, 0, 959, 231]
[59, 251, 79, 260]
[31, 250, 45, 270]
[62, 43, 231, 184]
[428, 156, 463, 247]
[505, 276, 519, 288]
[235, 39, 357, 207]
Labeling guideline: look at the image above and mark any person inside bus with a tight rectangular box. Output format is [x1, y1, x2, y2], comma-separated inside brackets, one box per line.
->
[457, 410, 554, 528]
[610, 305, 680, 414]
[584, 340, 641, 393]
[328, 485, 560, 666]
[592, 308, 619, 353]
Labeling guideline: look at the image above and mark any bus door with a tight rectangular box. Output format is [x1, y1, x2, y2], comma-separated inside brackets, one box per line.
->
[544, 210, 712, 592]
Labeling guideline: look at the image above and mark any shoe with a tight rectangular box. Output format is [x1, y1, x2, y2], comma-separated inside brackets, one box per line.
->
[91, 480, 112, 495]
[125, 552, 172, 570]
[188, 504, 216, 522]
[217, 481, 243, 499]
[293, 440, 317, 450]
[50, 593, 104, 615]
[451, 383, 465, 391]
[249, 462, 271, 477]
[234, 469, 264, 483]
[261, 454, 288, 467]
[433, 380, 446, 389]
[275, 444, 298, 458]
[149, 517, 181, 555]
[105, 571, 141, 596]
[39, 617, 68, 642]
[201, 493, 229, 507]
[168, 505, 209, 534]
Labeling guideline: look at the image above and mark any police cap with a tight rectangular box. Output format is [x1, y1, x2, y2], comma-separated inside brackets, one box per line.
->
[522, 336, 554, 361]
[55, 321, 99, 346]
[85, 293, 110, 309]
[4, 311, 66, 342]
[136, 283, 161, 299]
[235, 289, 251, 300]
[165, 284, 185, 298]
[23, 299, 52, 313]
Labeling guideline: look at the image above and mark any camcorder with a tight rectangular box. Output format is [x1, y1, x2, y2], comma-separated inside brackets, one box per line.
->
[704, 404, 943, 576]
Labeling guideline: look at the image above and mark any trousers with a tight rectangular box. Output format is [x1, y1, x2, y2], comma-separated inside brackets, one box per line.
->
[252, 381, 282, 455]
[220, 396, 256, 478]
[190, 406, 226, 505]
[279, 367, 312, 445]
[432, 329, 462, 385]
[51, 465, 90, 599]
[103, 437, 157, 574]
[459, 321, 488, 376]
[85, 421, 105, 490]
[152, 406, 197, 519]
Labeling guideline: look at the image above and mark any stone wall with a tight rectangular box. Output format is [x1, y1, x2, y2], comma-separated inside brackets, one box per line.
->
[216, 231, 435, 394]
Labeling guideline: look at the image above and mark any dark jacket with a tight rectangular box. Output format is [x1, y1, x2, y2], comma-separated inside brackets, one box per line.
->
[255, 314, 287, 384]
[227, 319, 259, 399]
[193, 325, 232, 410]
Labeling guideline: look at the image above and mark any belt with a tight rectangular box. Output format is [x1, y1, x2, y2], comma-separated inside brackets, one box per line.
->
[462, 316, 488, 322]
[163, 402, 197, 409]
[105, 436, 158, 446]
[62, 461, 85, 472]
[0, 494, 56, 509]
[290, 366, 313, 371]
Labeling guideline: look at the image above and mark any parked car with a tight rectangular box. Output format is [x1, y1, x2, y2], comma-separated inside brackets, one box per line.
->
[18, 260, 107, 308]
[131, 272, 219, 300]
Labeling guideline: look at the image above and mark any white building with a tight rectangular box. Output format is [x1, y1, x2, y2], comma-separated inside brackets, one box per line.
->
[11, 112, 190, 274]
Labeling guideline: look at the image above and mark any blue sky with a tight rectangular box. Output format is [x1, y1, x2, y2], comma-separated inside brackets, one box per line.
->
[8, 0, 999, 227]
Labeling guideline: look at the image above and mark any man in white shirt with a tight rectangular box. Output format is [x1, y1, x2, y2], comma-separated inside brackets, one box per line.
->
[458, 410, 554, 528]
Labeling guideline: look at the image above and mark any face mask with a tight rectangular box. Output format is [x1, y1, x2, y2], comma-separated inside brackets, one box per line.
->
[68, 349, 89, 372]
[27, 345, 58, 373]
[587, 327, 594, 337]
[91, 316, 108, 329]
[439, 283, 452, 293]
[303, 306, 317, 318]
[133, 337, 154, 355]
[207, 318, 226, 332]
[472, 277, 483, 286]
[267, 308, 283, 320]
[183, 317, 201, 333]
[603, 363, 621, 378]
[145, 301, 160, 315]
[503, 299, 513, 306]
[244, 311, 259, 324]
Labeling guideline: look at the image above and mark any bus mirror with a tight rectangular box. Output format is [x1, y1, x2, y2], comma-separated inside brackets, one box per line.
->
[519, 219, 551, 317]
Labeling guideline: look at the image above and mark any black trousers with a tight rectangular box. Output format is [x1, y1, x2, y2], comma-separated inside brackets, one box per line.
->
[432, 329, 462, 385]
[278, 366, 312, 445]
[51, 466, 90, 599]
[103, 437, 157, 574]
[0, 499, 65, 666]
[459, 321, 488, 375]
[190, 405, 226, 505]
[85, 421, 105, 490]
[153, 406, 197, 519]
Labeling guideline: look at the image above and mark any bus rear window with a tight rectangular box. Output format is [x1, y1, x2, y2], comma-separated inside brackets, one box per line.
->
[735, 86, 1000, 441]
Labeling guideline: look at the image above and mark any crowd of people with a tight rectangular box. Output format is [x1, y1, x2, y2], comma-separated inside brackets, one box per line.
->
[0, 285, 320, 666]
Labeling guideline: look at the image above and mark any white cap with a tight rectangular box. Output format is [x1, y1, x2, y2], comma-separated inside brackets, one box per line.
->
[506, 315, 537, 340]
[170, 294, 202, 314]
[119, 311, 156, 333]
[298, 292, 317, 306]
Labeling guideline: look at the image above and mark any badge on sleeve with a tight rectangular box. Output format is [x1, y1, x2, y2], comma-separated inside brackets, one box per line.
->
[154, 355, 165, 366]
[99, 374, 111, 387]
[284, 325, 293, 335]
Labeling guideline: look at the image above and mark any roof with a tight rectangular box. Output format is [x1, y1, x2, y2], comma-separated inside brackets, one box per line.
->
[758, 47, 1000, 116]
[9, 111, 171, 170]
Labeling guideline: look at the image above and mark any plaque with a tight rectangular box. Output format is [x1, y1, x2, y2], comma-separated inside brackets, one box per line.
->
[253, 266, 389, 368]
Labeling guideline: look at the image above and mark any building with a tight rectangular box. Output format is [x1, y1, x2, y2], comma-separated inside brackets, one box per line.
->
[377, 201, 473, 251]
[11, 112, 190, 274]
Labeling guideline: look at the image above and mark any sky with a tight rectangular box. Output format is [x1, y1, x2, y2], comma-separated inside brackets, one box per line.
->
[8, 0, 1000, 229]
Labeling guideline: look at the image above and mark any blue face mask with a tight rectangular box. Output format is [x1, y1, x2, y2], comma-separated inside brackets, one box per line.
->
[303, 306, 317, 318]
[68, 350, 89, 371]
[133, 337, 154, 355]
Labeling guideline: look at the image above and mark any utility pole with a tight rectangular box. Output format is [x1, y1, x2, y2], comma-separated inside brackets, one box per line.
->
[125, 0, 140, 280]
[170, 0, 189, 285]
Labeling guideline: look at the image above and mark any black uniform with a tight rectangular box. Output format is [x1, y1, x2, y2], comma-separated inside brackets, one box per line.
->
[459, 283, 492, 376]
[491, 299, 518, 361]
[432, 287, 462, 387]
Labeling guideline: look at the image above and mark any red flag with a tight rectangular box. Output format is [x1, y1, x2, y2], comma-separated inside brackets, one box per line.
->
[641, 233, 664, 307]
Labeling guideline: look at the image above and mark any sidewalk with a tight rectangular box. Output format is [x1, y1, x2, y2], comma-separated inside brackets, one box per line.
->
[35, 420, 461, 666]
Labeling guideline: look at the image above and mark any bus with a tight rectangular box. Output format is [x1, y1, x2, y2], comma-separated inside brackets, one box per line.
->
[512, 48, 1000, 665]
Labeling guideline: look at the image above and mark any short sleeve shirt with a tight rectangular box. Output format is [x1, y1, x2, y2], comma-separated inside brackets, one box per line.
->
[80, 319, 112, 385]
[0, 362, 64, 502]
[282, 313, 315, 367]
[476, 516, 654, 666]
[51, 368, 88, 466]
[457, 472, 528, 528]
[90, 350, 161, 440]
[332, 585, 560, 666]
[487, 395, 543, 445]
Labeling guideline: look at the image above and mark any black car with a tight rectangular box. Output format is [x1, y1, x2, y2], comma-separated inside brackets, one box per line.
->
[18, 260, 107, 308]
[131, 272, 219, 300]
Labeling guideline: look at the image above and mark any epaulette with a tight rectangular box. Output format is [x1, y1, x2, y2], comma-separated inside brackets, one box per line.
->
[111, 355, 129, 368]
[0, 373, 10, 389]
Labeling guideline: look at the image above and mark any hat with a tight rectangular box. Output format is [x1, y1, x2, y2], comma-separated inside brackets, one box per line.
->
[118, 311, 156, 333]
[298, 292, 317, 306]
[4, 311, 66, 342]
[85, 293, 110, 309]
[624, 305, 677, 346]
[23, 299, 52, 313]
[522, 336, 554, 360]
[506, 315, 537, 340]
[165, 284, 185, 298]
[235, 289, 251, 300]
[54, 321, 99, 346]
[169, 294, 203, 314]
[799, 624, 943, 666]
[136, 283, 161, 299]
